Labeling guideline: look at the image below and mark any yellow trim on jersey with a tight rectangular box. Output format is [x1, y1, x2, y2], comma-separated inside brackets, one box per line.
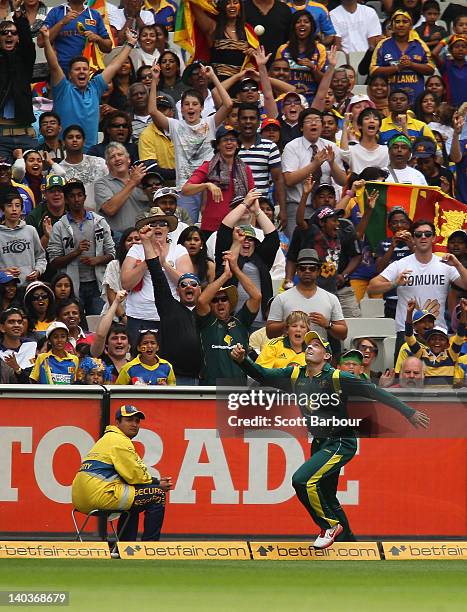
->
[306, 451, 343, 528]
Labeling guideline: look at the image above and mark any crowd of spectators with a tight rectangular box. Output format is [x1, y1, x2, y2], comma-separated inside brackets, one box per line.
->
[0, 0, 466, 388]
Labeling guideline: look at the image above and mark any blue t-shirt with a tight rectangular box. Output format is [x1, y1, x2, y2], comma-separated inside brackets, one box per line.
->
[52, 74, 108, 151]
[455, 139, 467, 205]
[149, 0, 178, 31]
[348, 203, 376, 281]
[440, 59, 466, 108]
[44, 5, 110, 74]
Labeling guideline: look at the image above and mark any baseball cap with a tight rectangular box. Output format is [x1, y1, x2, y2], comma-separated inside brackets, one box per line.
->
[153, 187, 179, 202]
[448, 229, 467, 243]
[45, 174, 66, 190]
[297, 248, 322, 265]
[304, 330, 332, 353]
[313, 206, 344, 221]
[0, 271, 19, 284]
[281, 91, 308, 109]
[424, 326, 449, 341]
[339, 349, 363, 364]
[261, 118, 280, 130]
[156, 95, 175, 110]
[388, 206, 410, 222]
[346, 94, 376, 112]
[315, 183, 336, 195]
[412, 138, 436, 158]
[215, 125, 239, 141]
[115, 404, 146, 420]
[413, 309, 436, 324]
[0, 157, 11, 168]
[46, 321, 69, 339]
[238, 224, 258, 240]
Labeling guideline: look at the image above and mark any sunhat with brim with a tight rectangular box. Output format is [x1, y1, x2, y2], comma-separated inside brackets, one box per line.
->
[213, 285, 238, 311]
[135, 206, 178, 232]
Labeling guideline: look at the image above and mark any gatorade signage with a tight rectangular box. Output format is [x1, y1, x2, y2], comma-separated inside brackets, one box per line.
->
[0, 542, 110, 559]
[118, 541, 250, 560]
[250, 542, 381, 560]
[383, 542, 467, 560]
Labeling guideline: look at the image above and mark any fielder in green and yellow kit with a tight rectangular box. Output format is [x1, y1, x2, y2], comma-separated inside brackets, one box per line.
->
[231, 332, 429, 549]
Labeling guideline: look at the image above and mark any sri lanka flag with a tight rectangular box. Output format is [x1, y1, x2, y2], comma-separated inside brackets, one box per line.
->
[356, 182, 467, 253]
[82, 0, 114, 74]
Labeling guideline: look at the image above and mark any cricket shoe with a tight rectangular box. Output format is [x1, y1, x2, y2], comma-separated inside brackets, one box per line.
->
[313, 523, 343, 549]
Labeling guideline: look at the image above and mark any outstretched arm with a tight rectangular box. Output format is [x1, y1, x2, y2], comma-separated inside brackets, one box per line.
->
[148, 63, 170, 132]
[40, 26, 64, 86]
[102, 29, 138, 84]
[231, 343, 293, 390]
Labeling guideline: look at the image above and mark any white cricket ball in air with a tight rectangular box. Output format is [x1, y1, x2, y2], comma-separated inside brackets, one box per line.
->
[254, 25, 265, 36]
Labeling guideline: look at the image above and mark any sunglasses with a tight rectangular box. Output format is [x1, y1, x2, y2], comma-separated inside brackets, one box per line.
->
[0, 30, 18, 36]
[179, 280, 200, 288]
[297, 264, 320, 272]
[109, 123, 129, 129]
[31, 294, 49, 301]
[283, 99, 300, 106]
[149, 220, 168, 228]
[358, 345, 378, 354]
[241, 85, 258, 92]
[413, 231, 434, 238]
[211, 296, 229, 304]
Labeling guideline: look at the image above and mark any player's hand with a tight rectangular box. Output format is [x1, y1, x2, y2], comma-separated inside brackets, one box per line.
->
[408, 410, 430, 429]
[207, 182, 222, 203]
[378, 368, 395, 388]
[231, 343, 246, 363]
[159, 476, 173, 491]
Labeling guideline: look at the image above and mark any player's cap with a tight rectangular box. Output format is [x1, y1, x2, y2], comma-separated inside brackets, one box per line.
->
[46, 321, 69, 339]
[339, 349, 363, 364]
[388, 206, 410, 222]
[304, 330, 332, 353]
[45, 174, 66, 190]
[448, 229, 467, 243]
[297, 248, 322, 265]
[213, 285, 238, 310]
[424, 326, 449, 341]
[413, 309, 436, 323]
[412, 138, 436, 158]
[261, 118, 280, 130]
[116, 405, 146, 420]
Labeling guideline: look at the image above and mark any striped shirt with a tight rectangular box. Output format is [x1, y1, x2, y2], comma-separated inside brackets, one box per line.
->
[238, 137, 282, 195]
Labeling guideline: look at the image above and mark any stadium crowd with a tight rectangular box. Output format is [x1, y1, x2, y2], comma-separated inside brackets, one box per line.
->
[0, 0, 466, 388]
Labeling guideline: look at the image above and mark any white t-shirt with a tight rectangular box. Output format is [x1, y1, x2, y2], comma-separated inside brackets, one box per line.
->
[168, 115, 217, 188]
[384, 165, 428, 186]
[176, 90, 217, 121]
[125, 242, 188, 320]
[341, 143, 389, 175]
[268, 286, 344, 341]
[330, 4, 382, 53]
[380, 253, 460, 332]
[168, 221, 188, 244]
[106, 3, 154, 29]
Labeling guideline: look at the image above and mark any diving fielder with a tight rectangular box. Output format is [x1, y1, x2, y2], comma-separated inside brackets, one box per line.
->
[231, 331, 429, 549]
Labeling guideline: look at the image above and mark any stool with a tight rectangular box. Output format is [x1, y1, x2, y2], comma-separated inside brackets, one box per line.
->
[71, 508, 131, 553]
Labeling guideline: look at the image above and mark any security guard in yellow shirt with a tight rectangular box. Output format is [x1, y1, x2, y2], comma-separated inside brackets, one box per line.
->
[72, 405, 172, 540]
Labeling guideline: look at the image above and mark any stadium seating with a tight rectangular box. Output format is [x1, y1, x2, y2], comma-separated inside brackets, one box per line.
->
[343, 317, 396, 349]
[360, 298, 385, 318]
[348, 52, 367, 85]
[382, 336, 397, 371]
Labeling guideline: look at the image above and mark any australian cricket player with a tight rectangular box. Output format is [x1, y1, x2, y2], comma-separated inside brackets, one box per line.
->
[231, 331, 429, 549]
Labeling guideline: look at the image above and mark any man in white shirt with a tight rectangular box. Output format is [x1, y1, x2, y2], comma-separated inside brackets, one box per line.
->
[282, 108, 346, 237]
[384, 134, 428, 185]
[368, 219, 467, 356]
[331, 0, 382, 54]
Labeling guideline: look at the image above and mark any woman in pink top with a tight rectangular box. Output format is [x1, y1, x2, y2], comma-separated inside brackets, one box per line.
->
[181, 125, 255, 238]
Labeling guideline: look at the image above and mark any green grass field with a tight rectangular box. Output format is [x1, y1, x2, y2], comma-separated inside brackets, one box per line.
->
[1, 560, 466, 611]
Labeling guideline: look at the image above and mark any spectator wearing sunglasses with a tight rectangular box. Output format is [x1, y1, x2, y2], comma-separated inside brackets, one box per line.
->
[267, 248, 347, 343]
[353, 337, 382, 382]
[369, 220, 467, 358]
[121, 205, 193, 346]
[88, 111, 139, 164]
[139, 225, 202, 386]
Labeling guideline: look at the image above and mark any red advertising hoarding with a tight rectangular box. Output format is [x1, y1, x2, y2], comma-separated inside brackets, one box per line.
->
[1, 391, 466, 537]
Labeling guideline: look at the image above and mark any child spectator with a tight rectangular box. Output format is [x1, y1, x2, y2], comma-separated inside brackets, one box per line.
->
[0, 191, 47, 283]
[432, 35, 467, 107]
[0, 307, 36, 382]
[395, 308, 435, 373]
[116, 329, 176, 385]
[30, 321, 78, 384]
[256, 310, 310, 369]
[405, 298, 467, 385]
[77, 356, 112, 385]
[338, 349, 365, 378]
[415, 1, 447, 51]
[0, 272, 20, 311]
[23, 281, 56, 337]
